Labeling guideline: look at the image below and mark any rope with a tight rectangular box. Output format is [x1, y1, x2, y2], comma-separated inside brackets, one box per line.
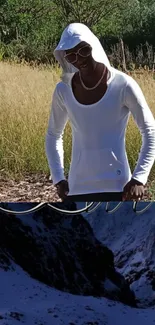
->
[0, 201, 94, 215]
[133, 201, 153, 214]
[84, 202, 103, 214]
[0, 200, 153, 215]
[0, 202, 46, 215]
[105, 202, 123, 214]
[47, 202, 94, 214]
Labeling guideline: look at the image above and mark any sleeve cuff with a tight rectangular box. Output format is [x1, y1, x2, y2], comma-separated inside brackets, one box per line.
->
[131, 174, 148, 186]
[51, 173, 66, 186]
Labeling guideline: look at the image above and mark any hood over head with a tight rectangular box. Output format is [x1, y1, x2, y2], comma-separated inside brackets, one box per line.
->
[54, 23, 112, 82]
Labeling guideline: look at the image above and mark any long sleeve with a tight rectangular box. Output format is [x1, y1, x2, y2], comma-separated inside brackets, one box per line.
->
[45, 83, 68, 185]
[124, 76, 155, 185]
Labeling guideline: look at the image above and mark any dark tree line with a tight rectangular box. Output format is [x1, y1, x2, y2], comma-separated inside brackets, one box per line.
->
[0, 0, 155, 68]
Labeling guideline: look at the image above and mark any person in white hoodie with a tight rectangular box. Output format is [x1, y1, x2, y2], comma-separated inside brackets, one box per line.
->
[45, 23, 155, 201]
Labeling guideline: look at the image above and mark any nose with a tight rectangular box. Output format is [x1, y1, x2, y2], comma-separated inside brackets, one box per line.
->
[76, 54, 87, 65]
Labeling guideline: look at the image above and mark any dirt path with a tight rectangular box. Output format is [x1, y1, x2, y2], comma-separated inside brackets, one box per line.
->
[0, 174, 154, 202]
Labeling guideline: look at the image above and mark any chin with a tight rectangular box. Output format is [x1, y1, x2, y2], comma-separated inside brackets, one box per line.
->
[79, 61, 91, 70]
[73, 58, 95, 72]
[79, 64, 89, 70]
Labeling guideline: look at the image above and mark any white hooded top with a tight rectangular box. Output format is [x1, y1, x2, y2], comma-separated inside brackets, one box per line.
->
[45, 23, 155, 195]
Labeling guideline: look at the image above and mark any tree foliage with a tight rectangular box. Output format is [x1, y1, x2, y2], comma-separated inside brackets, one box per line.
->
[0, 0, 155, 64]
[53, 0, 125, 27]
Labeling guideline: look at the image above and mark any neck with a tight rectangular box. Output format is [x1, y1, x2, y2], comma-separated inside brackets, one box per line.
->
[79, 62, 98, 79]
[79, 62, 107, 83]
[79, 64, 107, 91]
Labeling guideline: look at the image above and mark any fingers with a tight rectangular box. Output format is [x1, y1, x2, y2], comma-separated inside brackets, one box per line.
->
[122, 191, 144, 201]
[122, 178, 146, 202]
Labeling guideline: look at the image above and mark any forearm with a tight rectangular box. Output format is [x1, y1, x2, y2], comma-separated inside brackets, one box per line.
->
[45, 83, 68, 185]
[125, 76, 155, 185]
[45, 132, 66, 185]
[132, 126, 155, 184]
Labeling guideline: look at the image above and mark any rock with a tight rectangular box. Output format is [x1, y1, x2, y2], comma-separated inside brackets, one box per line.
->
[0, 202, 136, 307]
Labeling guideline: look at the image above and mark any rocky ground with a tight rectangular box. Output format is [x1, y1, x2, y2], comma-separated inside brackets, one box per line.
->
[0, 174, 61, 202]
[0, 173, 154, 202]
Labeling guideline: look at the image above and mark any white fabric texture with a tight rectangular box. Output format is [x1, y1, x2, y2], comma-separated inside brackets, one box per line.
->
[45, 23, 155, 195]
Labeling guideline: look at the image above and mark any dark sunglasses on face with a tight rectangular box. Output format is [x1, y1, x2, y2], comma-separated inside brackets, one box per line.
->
[64, 45, 92, 64]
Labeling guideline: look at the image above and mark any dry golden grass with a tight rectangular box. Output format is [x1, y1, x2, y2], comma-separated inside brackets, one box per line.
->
[0, 62, 155, 186]
[126, 70, 155, 179]
[0, 62, 60, 178]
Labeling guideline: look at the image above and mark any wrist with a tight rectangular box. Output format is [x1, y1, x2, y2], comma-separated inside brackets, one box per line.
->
[55, 179, 67, 187]
[131, 178, 144, 186]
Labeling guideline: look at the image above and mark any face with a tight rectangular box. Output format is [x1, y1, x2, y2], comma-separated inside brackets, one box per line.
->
[64, 41, 95, 71]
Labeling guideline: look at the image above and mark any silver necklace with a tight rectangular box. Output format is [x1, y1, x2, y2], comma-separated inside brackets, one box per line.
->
[79, 66, 106, 91]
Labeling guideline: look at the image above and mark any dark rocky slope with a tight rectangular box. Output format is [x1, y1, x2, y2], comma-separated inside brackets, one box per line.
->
[0, 201, 137, 308]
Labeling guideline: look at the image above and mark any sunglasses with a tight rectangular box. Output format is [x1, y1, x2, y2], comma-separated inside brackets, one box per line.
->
[64, 45, 92, 64]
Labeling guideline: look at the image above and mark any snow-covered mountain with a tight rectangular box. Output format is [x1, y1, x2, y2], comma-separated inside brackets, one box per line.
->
[0, 264, 155, 325]
[0, 201, 155, 325]
[82, 201, 155, 308]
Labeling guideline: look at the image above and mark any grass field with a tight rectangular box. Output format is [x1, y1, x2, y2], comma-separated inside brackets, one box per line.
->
[0, 62, 155, 198]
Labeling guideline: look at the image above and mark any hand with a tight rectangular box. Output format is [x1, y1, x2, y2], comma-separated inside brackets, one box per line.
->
[55, 180, 69, 201]
[122, 178, 145, 201]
